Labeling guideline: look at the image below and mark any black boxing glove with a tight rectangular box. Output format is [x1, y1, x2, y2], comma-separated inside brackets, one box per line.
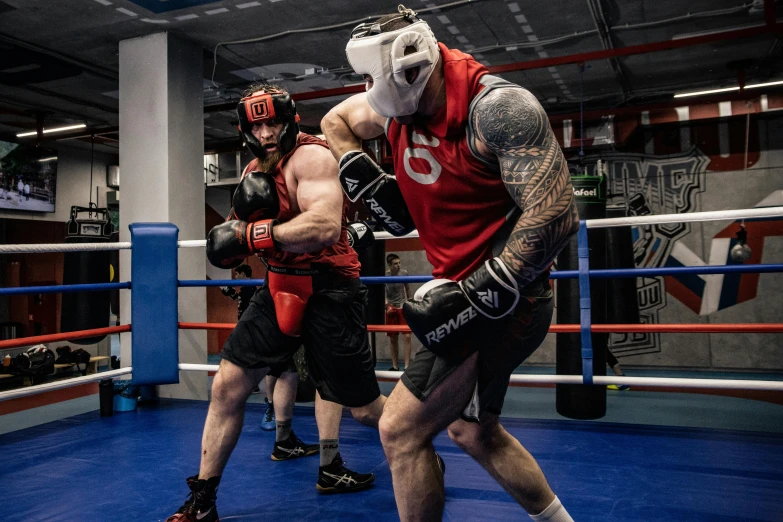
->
[221, 286, 238, 299]
[403, 258, 519, 358]
[232, 171, 280, 222]
[338, 151, 415, 236]
[346, 221, 374, 250]
[206, 219, 278, 269]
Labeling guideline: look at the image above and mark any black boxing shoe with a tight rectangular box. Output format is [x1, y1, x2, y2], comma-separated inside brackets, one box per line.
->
[271, 431, 319, 461]
[166, 475, 220, 522]
[317, 453, 375, 494]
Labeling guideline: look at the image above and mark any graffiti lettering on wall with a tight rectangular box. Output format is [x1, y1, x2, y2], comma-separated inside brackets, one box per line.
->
[597, 148, 708, 356]
[587, 148, 783, 356]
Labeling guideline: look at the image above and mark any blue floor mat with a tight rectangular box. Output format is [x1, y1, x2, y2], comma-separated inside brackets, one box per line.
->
[1, 400, 782, 521]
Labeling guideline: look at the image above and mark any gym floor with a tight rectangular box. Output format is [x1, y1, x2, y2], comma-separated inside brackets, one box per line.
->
[2, 372, 782, 521]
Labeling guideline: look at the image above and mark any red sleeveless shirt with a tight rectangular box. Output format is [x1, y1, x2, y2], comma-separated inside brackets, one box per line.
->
[242, 133, 360, 279]
[386, 44, 515, 281]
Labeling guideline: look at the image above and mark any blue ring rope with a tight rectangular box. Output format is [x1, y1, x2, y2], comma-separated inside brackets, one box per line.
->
[180, 262, 783, 288]
[555, 263, 783, 279]
[576, 221, 594, 385]
[0, 281, 131, 296]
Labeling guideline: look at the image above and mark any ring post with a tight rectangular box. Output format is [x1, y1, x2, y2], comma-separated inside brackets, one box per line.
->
[577, 222, 594, 385]
[130, 223, 179, 385]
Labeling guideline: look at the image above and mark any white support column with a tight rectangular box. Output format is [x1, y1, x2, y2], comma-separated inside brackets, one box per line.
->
[119, 32, 207, 400]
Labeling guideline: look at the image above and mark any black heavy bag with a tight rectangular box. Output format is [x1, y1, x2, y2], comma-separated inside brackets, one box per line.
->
[556, 175, 607, 420]
[605, 206, 640, 324]
[357, 228, 386, 328]
[61, 206, 113, 344]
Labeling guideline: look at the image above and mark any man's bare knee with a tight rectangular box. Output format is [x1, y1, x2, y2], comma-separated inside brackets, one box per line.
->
[350, 405, 376, 427]
[448, 420, 496, 456]
[380, 410, 430, 459]
[211, 369, 251, 408]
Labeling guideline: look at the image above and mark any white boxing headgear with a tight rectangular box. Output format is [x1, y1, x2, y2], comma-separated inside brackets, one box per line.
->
[346, 11, 439, 118]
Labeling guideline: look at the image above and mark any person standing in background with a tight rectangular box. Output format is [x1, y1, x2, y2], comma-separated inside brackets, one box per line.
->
[384, 254, 412, 371]
[221, 264, 256, 320]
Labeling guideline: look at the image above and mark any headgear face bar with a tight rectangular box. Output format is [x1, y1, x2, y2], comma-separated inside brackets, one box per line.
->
[236, 90, 301, 160]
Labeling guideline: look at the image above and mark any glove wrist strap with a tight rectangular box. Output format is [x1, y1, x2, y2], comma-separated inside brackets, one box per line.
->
[247, 219, 279, 252]
[460, 258, 519, 320]
[339, 151, 386, 202]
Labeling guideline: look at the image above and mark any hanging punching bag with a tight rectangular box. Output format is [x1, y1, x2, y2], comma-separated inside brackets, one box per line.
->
[556, 173, 608, 420]
[357, 226, 386, 328]
[61, 206, 113, 344]
[606, 205, 640, 324]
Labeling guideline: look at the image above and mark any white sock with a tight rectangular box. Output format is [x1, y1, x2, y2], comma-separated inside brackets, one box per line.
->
[529, 496, 574, 522]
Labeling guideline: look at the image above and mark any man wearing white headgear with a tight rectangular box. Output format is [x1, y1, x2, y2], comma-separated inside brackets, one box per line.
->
[322, 5, 577, 522]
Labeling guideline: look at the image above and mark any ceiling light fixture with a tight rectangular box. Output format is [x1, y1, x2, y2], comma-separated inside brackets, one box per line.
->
[16, 123, 87, 138]
[37, 157, 58, 162]
[673, 86, 740, 98]
[673, 79, 783, 98]
[745, 79, 783, 89]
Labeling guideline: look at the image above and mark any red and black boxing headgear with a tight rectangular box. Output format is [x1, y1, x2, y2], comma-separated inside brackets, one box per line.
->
[236, 90, 301, 160]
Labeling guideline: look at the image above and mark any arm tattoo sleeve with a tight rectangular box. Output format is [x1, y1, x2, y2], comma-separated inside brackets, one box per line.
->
[473, 87, 580, 286]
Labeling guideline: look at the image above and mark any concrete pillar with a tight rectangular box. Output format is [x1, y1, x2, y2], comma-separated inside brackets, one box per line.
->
[119, 32, 207, 400]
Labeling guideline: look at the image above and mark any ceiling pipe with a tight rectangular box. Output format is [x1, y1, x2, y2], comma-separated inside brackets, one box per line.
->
[546, 90, 778, 123]
[487, 24, 783, 74]
[584, 0, 631, 99]
[203, 23, 783, 112]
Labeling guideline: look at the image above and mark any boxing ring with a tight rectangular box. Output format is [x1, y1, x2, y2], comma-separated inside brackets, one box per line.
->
[1, 208, 783, 521]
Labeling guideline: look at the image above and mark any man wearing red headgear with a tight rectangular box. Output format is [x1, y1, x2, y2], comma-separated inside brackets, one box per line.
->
[166, 84, 382, 522]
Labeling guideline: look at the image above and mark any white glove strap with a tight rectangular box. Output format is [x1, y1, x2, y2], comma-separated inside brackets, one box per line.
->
[338, 151, 385, 202]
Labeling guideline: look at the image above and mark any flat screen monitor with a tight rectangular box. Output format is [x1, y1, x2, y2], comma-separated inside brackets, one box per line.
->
[0, 140, 57, 213]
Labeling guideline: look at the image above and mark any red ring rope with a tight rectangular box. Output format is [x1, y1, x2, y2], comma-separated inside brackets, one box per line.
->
[0, 325, 131, 350]
[177, 322, 783, 333]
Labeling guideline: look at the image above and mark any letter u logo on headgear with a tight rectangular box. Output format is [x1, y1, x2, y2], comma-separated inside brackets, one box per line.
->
[250, 100, 269, 120]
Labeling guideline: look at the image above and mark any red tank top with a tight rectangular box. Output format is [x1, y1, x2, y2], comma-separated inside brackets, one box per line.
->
[242, 133, 360, 279]
[386, 44, 515, 281]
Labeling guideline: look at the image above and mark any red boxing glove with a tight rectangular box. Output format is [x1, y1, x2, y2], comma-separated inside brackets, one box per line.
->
[206, 219, 278, 269]
[245, 219, 277, 252]
[267, 263, 314, 337]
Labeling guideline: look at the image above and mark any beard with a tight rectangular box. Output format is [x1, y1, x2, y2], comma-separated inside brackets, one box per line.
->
[255, 148, 283, 172]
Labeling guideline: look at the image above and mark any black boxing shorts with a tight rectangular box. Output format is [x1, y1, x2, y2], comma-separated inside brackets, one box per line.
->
[221, 276, 380, 408]
[401, 276, 553, 419]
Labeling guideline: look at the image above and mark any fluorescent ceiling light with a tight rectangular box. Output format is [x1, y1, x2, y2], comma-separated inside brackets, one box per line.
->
[16, 123, 86, 138]
[674, 79, 783, 98]
[673, 86, 739, 98]
[745, 80, 783, 89]
[37, 156, 58, 162]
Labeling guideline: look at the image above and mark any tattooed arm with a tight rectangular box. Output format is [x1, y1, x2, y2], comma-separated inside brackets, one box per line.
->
[472, 87, 580, 286]
[402, 87, 579, 353]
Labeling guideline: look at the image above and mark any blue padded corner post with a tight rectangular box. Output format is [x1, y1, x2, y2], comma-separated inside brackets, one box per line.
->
[576, 221, 594, 385]
[130, 223, 179, 385]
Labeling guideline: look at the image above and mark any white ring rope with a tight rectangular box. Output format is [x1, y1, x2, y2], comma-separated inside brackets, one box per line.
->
[178, 365, 783, 391]
[2, 207, 780, 253]
[584, 206, 783, 229]
[0, 367, 133, 402]
[3, 364, 778, 403]
[0, 242, 133, 254]
[375, 206, 783, 240]
[0, 240, 204, 254]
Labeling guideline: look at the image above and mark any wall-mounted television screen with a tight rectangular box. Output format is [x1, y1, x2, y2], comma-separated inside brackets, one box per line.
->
[0, 140, 58, 213]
